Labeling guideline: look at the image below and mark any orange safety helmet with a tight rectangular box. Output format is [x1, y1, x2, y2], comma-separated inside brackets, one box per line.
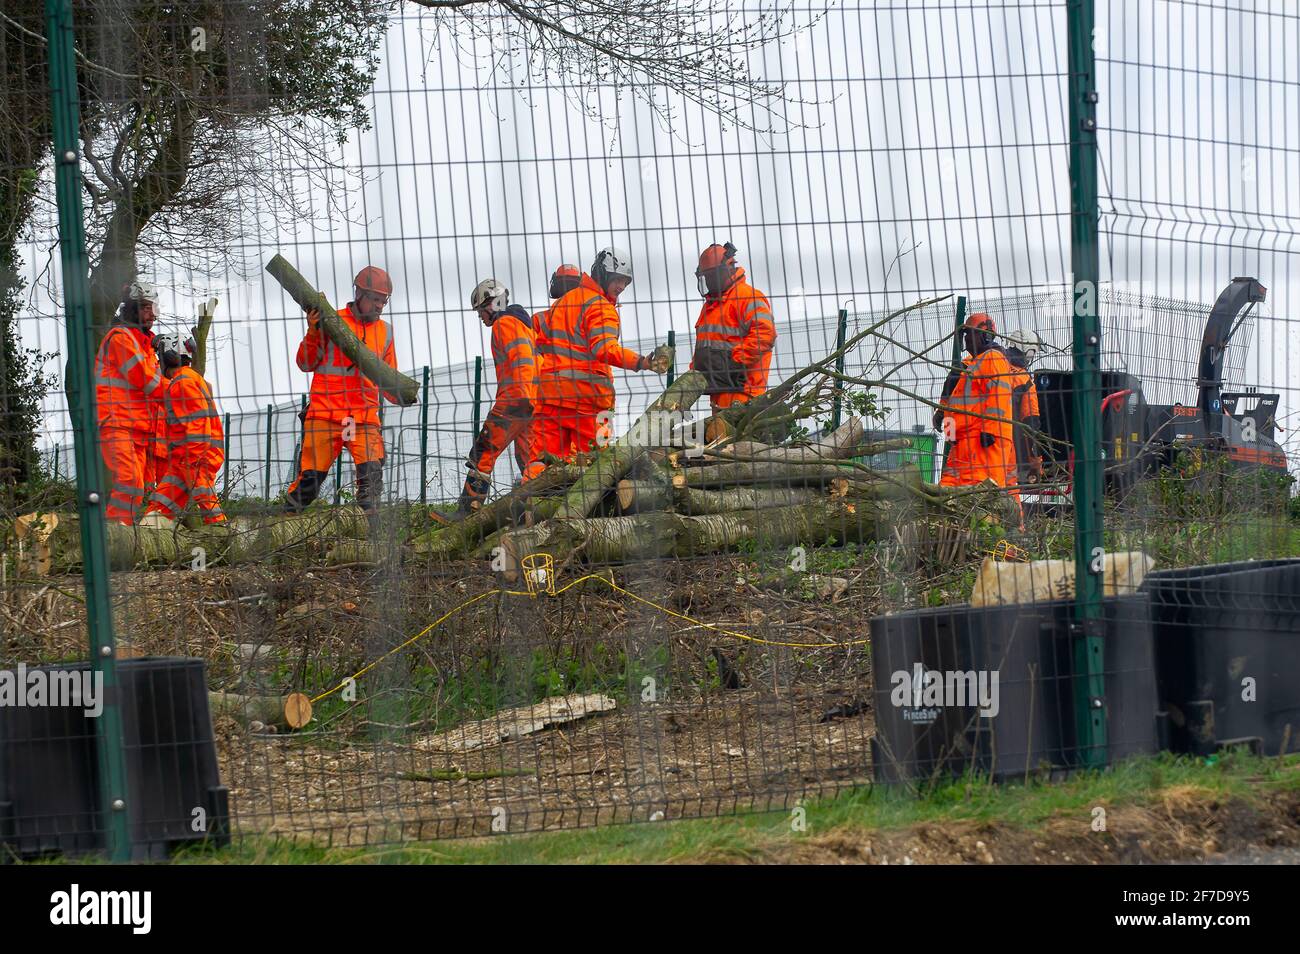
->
[549, 263, 581, 299]
[696, 242, 739, 297]
[353, 265, 393, 300]
[963, 312, 997, 355]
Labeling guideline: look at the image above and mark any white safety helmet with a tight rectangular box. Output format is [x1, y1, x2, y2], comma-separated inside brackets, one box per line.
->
[153, 329, 196, 367]
[1002, 329, 1043, 364]
[123, 280, 160, 307]
[591, 247, 633, 290]
[469, 278, 509, 315]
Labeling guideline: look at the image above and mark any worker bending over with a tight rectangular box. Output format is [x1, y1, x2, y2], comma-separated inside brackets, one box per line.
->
[690, 242, 776, 411]
[94, 281, 165, 525]
[458, 279, 539, 513]
[285, 265, 399, 518]
[937, 312, 1018, 491]
[531, 248, 668, 463]
[143, 331, 226, 524]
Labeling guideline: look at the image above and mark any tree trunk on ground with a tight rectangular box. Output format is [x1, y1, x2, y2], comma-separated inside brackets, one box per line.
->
[208, 691, 311, 730]
[617, 478, 821, 514]
[554, 369, 708, 520]
[498, 499, 891, 581]
[43, 507, 372, 572]
[265, 255, 419, 405]
[408, 464, 585, 558]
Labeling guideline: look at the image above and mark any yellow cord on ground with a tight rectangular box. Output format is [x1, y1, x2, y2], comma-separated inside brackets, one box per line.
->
[309, 572, 868, 705]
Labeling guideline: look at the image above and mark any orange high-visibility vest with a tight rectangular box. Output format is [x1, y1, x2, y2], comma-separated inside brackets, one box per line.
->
[94, 325, 164, 434]
[535, 274, 640, 412]
[296, 305, 398, 426]
[1009, 366, 1039, 422]
[692, 268, 776, 400]
[490, 308, 537, 404]
[162, 366, 224, 457]
[941, 347, 1016, 443]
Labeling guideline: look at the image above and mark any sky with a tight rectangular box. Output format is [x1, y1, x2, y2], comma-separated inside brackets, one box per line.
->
[20, 0, 1300, 498]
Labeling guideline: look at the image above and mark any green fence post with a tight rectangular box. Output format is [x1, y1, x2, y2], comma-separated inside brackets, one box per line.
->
[1068, 0, 1107, 769]
[830, 308, 848, 430]
[666, 330, 676, 386]
[263, 403, 273, 501]
[419, 366, 430, 506]
[471, 355, 483, 440]
[46, 0, 131, 861]
[221, 412, 231, 500]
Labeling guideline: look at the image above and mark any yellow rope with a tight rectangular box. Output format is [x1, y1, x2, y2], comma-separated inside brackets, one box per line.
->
[309, 572, 868, 705]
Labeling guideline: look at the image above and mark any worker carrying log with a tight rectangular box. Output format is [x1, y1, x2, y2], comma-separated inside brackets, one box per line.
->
[284, 265, 399, 517]
[1002, 329, 1046, 483]
[690, 242, 776, 411]
[94, 281, 166, 525]
[143, 331, 226, 525]
[457, 279, 540, 514]
[530, 248, 669, 464]
[936, 312, 1019, 492]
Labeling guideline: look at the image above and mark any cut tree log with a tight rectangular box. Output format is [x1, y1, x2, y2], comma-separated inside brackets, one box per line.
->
[409, 463, 585, 559]
[42, 507, 373, 573]
[208, 690, 313, 730]
[191, 297, 218, 377]
[617, 479, 820, 514]
[499, 499, 897, 581]
[265, 254, 418, 406]
[553, 368, 707, 520]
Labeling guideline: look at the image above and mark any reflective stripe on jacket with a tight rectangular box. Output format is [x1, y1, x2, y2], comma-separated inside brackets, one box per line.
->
[534, 274, 639, 411]
[940, 346, 1016, 443]
[163, 366, 225, 455]
[490, 305, 537, 403]
[95, 325, 163, 433]
[690, 268, 776, 399]
[296, 305, 398, 426]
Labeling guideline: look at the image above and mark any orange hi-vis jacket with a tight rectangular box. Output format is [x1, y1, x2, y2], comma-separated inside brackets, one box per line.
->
[95, 324, 164, 433]
[691, 268, 776, 400]
[162, 366, 224, 458]
[296, 305, 398, 426]
[940, 346, 1016, 444]
[535, 274, 640, 412]
[489, 306, 537, 404]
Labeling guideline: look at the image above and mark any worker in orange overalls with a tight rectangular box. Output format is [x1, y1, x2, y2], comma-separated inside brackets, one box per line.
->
[456, 278, 539, 513]
[530, 248, 668, 464]
[1003, 329, 1046, 484]
[143, 331, 226, 524]
[689, 242, 776, 411]
[938, 312, 1018, 492]
[94, 281, 165, 525]
[284, 265, 398, 518]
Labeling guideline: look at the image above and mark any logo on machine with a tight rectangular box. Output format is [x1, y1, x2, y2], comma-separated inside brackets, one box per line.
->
[890, 663, 1000, 723]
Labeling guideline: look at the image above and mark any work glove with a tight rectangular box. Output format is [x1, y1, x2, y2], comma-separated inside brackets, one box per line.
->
[980, 432, 996, 449]
[932, 407, 945, 431]
[1028, 456, 1045, 481]
[648, 344, 673, 374]
[305, 306, 321, 331]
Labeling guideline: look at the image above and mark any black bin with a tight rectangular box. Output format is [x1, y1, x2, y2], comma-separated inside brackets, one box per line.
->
[870, 596, 1157, 782]
[1143, 559, 1300, 756]
[0, 656, 229, 861]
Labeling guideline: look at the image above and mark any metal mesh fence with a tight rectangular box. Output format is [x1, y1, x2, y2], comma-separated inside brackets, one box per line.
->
[1, 0, 1297, 859]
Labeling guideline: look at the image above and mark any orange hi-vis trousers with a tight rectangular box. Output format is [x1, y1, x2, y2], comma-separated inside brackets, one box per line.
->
[100, 426, 150, 525]
[532, 403, 610, 463]
[940, 434, 1018, 491]
[146, 446, 226, 524]
[461, 398, 538, 507]
[285, 417, 385, 513]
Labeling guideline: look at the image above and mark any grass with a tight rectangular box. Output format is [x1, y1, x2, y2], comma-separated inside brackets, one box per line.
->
[168, 751, 1300, 865]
